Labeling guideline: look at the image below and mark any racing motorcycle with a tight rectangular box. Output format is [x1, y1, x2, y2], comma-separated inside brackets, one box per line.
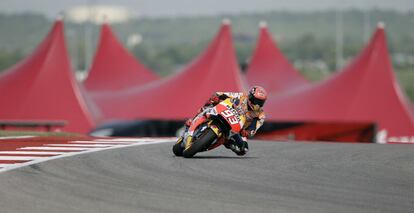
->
[173, 98, 246, 158]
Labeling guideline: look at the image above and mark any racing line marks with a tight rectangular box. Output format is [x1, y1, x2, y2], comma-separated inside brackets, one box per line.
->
[0, 151, 67, 155]
[19, 147, 90, 151]
[46, 144, 112, 148]
[0, 156, 43, 161]
[0, 138, 174, 173]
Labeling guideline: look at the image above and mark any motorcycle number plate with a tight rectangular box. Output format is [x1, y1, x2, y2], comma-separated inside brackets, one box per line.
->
[220, 109, 239, 125]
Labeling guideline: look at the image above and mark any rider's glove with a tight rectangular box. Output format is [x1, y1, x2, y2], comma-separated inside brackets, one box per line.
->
[240, 129, 249, 137]
[208, 95, 220, 105]
[241, 129, 255, 138]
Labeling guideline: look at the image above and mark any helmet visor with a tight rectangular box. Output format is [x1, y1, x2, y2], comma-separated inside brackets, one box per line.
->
[250, 97, 265, 107]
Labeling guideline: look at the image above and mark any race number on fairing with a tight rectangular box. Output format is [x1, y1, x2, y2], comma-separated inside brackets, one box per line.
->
[220, 109, 240, 125]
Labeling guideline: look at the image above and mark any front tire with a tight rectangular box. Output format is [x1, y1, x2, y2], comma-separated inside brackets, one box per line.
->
[182, 128, 217, 158]
[172, 137, 184, 157]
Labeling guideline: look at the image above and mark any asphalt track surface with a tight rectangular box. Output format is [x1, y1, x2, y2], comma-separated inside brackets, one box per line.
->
[1, 140, 414, 213]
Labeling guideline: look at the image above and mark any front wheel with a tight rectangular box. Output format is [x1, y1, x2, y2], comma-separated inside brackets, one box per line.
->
[182, 128, 217, 158]
[172, 137, 184, 157]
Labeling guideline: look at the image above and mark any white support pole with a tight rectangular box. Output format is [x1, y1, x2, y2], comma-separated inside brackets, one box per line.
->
[336, 10, 344, 71]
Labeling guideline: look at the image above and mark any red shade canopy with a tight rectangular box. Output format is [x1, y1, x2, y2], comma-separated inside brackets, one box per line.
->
[98, 22, 245, 120]
[265, 25, 414, 139]
[0, 20, 100, 133]
[84, 23, 159, 92]
[245, 23, 308, 94]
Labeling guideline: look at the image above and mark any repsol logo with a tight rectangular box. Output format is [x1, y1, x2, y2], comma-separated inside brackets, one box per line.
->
[228, 107, 241, 120]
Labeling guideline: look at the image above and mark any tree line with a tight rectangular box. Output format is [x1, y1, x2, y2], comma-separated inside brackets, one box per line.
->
[0, 10, 413, 99]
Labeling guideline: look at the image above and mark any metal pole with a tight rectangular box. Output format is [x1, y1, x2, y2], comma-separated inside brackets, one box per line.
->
[83, 0, 95, 71]
[363, 10, 371, 43]
[336, 10, 344, 71]
[83, 12, 89, 71]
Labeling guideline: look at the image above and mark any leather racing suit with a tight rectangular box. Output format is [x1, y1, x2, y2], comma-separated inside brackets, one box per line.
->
[186, 92, 266, 156]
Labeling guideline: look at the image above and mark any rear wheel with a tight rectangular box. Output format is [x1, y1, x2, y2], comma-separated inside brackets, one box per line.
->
[183, 128, 217, 158]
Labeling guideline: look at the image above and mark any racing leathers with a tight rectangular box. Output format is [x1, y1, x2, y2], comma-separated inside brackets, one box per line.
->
[186, 92, 266, 156]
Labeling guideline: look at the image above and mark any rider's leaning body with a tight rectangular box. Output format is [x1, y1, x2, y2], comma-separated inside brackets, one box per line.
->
[182, 86, 267, 156]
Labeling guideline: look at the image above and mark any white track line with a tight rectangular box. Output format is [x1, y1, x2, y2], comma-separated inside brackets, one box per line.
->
[0, 156, 43, 161]
[92, 138, 175, 142]
[92, 138, 145, 142]
[46, 144, 111, 148]
[0, 164, 16, 168]
[0, 136, 34, 140]
[70, 141, 132, 144]
[0, 151, 66, 155]
[19, 147, 90, 151]
[0, 139, 173, 173]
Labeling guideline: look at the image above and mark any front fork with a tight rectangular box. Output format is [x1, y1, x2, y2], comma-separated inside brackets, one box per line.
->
[181, 121, 222, 150]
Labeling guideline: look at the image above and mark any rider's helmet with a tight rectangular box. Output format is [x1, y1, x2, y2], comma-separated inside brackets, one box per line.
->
[248, 86, 267, 111]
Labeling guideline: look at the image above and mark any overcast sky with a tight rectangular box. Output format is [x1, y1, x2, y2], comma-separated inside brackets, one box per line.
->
[1, 0, 414, 18]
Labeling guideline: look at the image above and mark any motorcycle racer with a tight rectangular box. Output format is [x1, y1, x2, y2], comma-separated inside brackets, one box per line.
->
[180, 86, 267, 156]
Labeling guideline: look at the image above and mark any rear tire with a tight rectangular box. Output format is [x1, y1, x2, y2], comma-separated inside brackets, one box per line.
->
[183, 128, 216, 158]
